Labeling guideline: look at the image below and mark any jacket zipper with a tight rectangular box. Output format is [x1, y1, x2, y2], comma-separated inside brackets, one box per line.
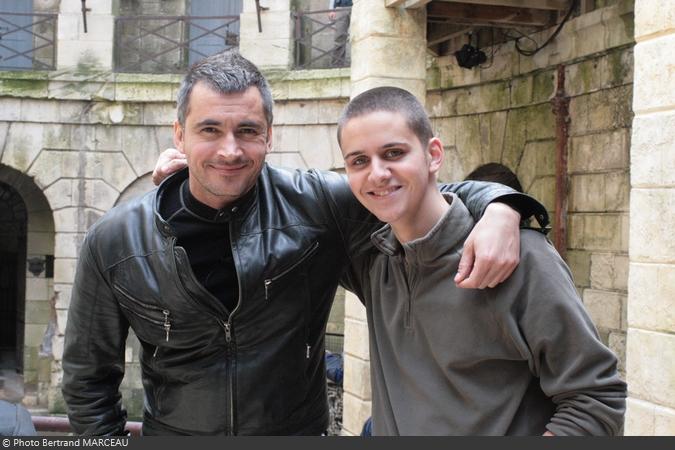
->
[403, 259, 414, 330]
[224, 225, 244, 436]
[264, 242, 319, 300]
[115, 287, 172, 343]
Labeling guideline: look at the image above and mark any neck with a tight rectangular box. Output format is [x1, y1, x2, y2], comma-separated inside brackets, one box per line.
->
[391, 188, 450, 244]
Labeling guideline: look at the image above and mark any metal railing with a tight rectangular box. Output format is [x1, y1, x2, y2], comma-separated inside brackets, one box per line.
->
[114, 15, 240, 74]
[0, 12, 57, 71]
[293, 9, 351, 70]
[33, 416, 142, 436]
[325, 332, 344, 354]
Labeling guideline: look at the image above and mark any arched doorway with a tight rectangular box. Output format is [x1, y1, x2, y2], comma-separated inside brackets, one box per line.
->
[0, 165, 54, 404]
[0, 181, 27, 378]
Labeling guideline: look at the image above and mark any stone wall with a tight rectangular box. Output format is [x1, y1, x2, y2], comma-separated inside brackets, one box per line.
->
[625, 0, 675, 435]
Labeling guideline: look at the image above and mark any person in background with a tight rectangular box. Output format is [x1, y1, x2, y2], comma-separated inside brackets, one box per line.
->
[0, 400, 36, 436]
[328, 0, 352, 66]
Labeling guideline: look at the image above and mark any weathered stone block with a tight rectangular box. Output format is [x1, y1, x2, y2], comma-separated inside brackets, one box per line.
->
[345, 289, 366, 321]
[266, 151, 306, 170]
[298, 125, 340, 171]
[352, 78, 426, 102]
[583, 289, 623, 330]
[591, 252, 628, 292]
[25, 300, 51, 325]
[629, 189, 675, 263]
[53, 257, 77, 285]
[351, 0, 424, 41]
[115, 83, 175, 103]
[608, 331, 626, 374]
[633, 36, 675, 113]
[57, 39, 114, 71]
[342, 391, 372, 436]
[526, 177, 555, 214]
[625, 397, 656, 436]
[572, 213, 627, 252]
[626, 328, 675, 410]
[1, 122, 45, 173]
[631, 113, 675, 188]
[515, 139, 555, 192]
[628, 263, 675, 332]
[272, 124, 300, 153]
[275, 101, 319, 125]
[569, 129, 629, 173]
[634, 0, 675, 40]
[317, 99, 348, 124]
[25, 323, 48, 347]
[26, 277, 49, 301]
[54, 232, 86, 259]
[54, 283, 73, 310]
[344, 317, 370, 360]
[142, 103, 175, 126]
[351, 36, 427, 83]
[567, 250, 591, 288]
[53, 207, 103, 234]
[122, 127, 163, 176]
[344, 354, 371, 401]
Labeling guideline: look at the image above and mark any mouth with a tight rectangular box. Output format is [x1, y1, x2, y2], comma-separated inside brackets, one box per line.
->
[366, 186, 401, 198]
[209, 162, 249, 174]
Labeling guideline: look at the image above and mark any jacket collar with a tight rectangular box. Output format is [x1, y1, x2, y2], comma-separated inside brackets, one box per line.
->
[370, 193, 475, 265]
[153, 166, 259, 236]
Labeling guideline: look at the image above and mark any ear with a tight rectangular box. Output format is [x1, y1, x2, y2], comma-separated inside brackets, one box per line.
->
[173, 120, 185, 154]
[265, 126, 274, 154]
[427, 137, 444, 175]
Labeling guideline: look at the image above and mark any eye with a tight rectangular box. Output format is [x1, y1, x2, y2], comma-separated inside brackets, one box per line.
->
[201, 127, 219, 134]
[350, 156, 368, 167]
[384, 149, 404, 159]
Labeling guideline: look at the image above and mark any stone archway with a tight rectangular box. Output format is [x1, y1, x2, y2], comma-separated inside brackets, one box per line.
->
[0, 165, 54, 405]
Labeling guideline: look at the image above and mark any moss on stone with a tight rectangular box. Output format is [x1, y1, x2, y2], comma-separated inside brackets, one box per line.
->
[0, 77, 49, 97]
[532, 70, 555, 103]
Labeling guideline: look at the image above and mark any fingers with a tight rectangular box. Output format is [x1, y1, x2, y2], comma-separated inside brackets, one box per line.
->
[152, 149, 187, 185]
[454, 239, 474, 285]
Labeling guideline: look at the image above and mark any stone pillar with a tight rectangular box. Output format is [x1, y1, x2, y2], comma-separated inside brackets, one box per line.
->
[625, 0, 675, 436]
[239, 0, 293, 69]
[341, 291, 371, 436]
[349, 0, 427, 99]
[341, 3, 427, 433]
[57, 0, 114, 70]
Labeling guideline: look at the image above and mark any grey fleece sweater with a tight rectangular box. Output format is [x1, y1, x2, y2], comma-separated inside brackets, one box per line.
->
[342, 193, 626, 436]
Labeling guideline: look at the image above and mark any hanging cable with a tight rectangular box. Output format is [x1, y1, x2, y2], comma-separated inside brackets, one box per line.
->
[513, 0, 578, 57]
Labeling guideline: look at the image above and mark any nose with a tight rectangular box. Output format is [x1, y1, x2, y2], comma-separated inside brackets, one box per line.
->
[217, 132, 242, 159]
[368, 158, 390, 185]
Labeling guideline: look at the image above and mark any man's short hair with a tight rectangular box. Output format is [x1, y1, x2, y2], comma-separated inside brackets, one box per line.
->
[176, 50, 274, 127]
[337, 86, 434, 148]
[465, 163, 523, 193]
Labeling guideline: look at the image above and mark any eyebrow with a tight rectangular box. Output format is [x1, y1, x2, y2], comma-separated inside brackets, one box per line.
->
[194, 119, 221, 127]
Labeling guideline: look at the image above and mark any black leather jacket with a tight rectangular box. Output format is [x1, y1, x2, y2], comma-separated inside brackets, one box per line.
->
[62, 164, 547, 436]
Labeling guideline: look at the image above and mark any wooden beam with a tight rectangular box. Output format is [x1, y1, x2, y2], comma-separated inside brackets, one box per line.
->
[428, 2, 555, 27]
[428, 26, 472, 46]
[430, 0, 569, 10]
[385, 0, 432, 8]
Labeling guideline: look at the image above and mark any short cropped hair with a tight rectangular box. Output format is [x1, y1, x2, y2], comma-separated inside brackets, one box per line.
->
[176, 50, 274, 127]
[337, 86, 434, 147]
[465, 163, 523, 193]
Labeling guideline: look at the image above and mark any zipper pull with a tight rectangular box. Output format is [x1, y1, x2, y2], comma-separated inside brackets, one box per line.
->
[153, 346, 159, 358]
[224, 322, 232, 343]
[306, 344, 311, 359]
[163, 310, 171, 342]
[264, 279, 272, 300]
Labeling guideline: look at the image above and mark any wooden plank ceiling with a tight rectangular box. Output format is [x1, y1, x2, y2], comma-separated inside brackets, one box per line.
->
[385, 0, 572, 56]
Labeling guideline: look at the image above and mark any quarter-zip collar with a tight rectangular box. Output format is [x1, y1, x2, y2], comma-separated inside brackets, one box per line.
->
[370, 193, 475, 265]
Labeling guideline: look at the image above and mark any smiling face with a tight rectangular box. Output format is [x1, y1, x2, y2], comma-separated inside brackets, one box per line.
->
[173, 82, 272, 210]
[340, 110, 447, 242]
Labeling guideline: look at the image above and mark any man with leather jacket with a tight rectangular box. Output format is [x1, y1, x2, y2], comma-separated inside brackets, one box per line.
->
[62, 50, 548, 435]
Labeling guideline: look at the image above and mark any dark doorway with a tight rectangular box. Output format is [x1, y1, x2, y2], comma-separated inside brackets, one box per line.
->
[0, 182, 27, 373]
